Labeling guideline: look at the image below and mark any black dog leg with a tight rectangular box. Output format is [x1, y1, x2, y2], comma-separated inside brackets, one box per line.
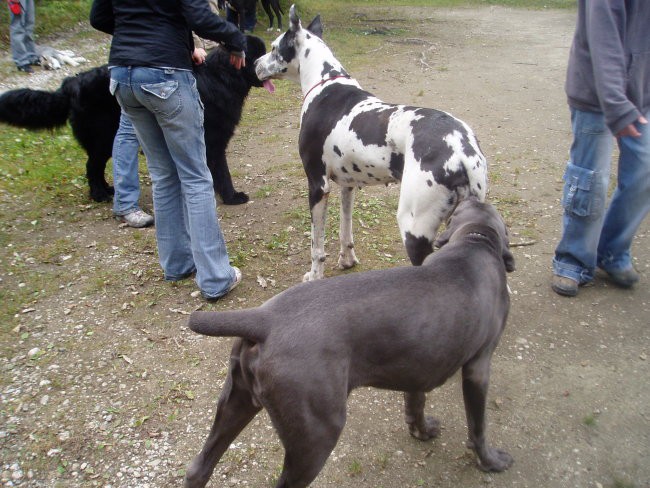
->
[404, 391, 441, 440]
[207, 149, 249, 205]
[86, 155, 113, 202]
[185, 342, 262, 488]
[462, 358, 513, 472]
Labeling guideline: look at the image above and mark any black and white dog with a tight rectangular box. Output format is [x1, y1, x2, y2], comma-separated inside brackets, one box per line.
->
[255, 6, 488, 280]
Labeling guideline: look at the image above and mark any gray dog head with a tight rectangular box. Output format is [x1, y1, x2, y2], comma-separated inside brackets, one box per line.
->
[434, 197, 516, 272]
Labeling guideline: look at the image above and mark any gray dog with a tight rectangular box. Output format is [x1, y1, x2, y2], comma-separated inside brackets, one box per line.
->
[184, 198, 515, 488]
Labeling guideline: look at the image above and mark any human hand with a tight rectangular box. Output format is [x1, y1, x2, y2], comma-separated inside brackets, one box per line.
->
[616, 115, 648, 138]
[192, 48, 208, 65]
[229, 52, 246, 70]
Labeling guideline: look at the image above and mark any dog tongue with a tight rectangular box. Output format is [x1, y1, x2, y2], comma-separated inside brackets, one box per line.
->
[263, 79, 276, 93]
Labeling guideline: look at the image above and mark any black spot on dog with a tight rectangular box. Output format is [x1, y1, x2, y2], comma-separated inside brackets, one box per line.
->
[352, 163, 361, 172]
[404, 231, 434, 266]
[320, 61, 348, 79]
[333, 145, 342, 157]
[278, 31, 297, 62]
[305, 48, 310, 58]
[368, 173, 374, 178]
[300, 84, 372, 208]
[409, 108, 471, 192]
[341, 167, 348, 173]
[349, 106, 397, 147]
[389, 152, 404, 181]
[427, 180, 433, 187]
[306, 33, 311, 40]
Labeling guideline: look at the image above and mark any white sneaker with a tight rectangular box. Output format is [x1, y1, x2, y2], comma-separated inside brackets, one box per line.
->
[115, 209, 154, 228]
[203, 266, 242, 302]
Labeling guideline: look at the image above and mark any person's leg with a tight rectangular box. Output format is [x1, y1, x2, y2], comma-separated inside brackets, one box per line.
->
[22, 0, 37, 65]
[113, 113, 142, 212]
[597, 110, 650, 282]
[124, 67, 236, 297]
[9, 9, 30, 68]
[111, 67, 195, 278]
[552, 108, 613, 290]
[142, 69, 235, 297]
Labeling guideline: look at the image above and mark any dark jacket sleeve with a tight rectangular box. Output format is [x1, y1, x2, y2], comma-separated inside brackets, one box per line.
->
[180, 0, 246, 54]
[89, 0, 115, 35]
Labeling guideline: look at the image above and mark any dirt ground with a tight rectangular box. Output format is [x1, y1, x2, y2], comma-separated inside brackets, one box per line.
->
[1, 5, 649, 488]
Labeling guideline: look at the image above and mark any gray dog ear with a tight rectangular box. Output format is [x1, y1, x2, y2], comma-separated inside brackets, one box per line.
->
[289, 4, 300, 31]
[434, 227, 452, 248]
[306, 15, 323, 38]
[503, 247, 516, 273]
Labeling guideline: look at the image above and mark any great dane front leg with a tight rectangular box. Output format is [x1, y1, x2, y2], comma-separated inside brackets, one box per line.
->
[338, 186, 359, 270]
[404, 391, 441, 441]
[462, 358, 513, 472]
[304, 190, 330, 281]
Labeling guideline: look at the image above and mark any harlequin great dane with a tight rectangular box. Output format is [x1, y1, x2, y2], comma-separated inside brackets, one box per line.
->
[184, 197, 515, 488]
[255, 5, 488, 281]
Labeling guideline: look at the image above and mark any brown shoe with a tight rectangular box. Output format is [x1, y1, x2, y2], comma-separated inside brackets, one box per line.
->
[551, 275, 579, 297]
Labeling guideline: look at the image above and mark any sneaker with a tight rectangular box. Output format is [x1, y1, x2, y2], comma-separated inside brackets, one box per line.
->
[115, 209, 154, 228]
[17, 64, 33, 73]
[203, 266, 242, 302]
[601, 267, 639, 288]
[551, 275, 579, 297]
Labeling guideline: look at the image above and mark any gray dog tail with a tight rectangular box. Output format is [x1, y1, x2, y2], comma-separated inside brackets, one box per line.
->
[188, 310, 269, 343]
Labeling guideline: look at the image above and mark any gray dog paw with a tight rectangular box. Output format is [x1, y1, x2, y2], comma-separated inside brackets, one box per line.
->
[476, 447, 514, 472]
[408, 416, 441, 441]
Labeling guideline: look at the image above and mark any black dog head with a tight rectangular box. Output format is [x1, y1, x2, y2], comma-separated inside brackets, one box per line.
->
[435, 197, 516, 272]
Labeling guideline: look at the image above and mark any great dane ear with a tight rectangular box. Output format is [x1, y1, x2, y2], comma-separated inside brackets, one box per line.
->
[306, 15, 323, 38]
[289, 4, 300, 32]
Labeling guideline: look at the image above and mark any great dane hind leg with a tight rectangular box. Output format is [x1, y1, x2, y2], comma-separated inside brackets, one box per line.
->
[304, 188, 330, 281]
[462, 356, 513, 472]
[184, 342, 262, 488]
[338, 186, 360, 270]
[404, 391, 441, 441]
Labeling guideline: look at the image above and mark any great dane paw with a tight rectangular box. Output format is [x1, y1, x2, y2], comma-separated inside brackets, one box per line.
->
[337, 253, 359, 270]
[408, 416, 441, 441]
[476, 447, 514, 472]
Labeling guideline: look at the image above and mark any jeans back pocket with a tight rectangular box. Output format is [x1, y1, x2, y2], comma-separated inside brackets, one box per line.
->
[141, 80, 182, 119]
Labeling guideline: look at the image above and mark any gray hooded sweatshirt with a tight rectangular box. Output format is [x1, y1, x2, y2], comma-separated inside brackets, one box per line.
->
[565, 0, 650, 135]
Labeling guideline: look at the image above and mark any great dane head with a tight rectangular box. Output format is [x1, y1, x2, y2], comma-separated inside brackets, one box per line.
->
[434, 197, 516, 272]
[254, 5, 323, 83]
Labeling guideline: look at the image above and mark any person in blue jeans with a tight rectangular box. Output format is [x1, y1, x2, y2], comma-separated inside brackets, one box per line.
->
[7, 0, 39, 73]
[111, 112, 154, 228]
[90, 0, 246, 301]
[552, 0, 650, 297]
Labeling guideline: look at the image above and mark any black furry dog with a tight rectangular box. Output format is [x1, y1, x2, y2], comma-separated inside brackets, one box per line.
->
[0, 35, 272, 204]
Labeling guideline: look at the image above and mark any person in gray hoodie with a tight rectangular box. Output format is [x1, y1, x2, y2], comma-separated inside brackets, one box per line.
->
[552, 0, 650, 297]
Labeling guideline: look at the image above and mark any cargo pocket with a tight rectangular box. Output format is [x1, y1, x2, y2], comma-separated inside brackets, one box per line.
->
[561, 163, 602, 220]
[141, 80, 182, 119]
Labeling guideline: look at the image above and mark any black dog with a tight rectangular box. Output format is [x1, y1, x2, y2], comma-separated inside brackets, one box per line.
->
[0, 35, 272, 204]
[227, 0, 283, 32]
[185, 198, 515, 488]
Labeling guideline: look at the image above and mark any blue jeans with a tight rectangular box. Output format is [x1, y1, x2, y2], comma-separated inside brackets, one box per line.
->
[112, 112, 143, 216]
[9, 0, 37, 67]
[553, 107, 650, 284]
[109, 66, 235, 298]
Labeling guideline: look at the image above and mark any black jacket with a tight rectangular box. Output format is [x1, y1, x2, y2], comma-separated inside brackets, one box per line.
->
[90, 0, 246, 71]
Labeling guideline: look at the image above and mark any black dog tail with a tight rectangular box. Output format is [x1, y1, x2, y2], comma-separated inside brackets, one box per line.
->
[189, 310, 269, 343]
[0, 87, 70, 130]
